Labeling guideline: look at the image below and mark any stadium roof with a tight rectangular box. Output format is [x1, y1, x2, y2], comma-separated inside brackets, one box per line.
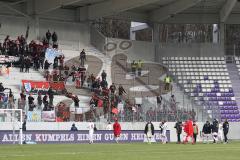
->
[1, 0, 240, 24]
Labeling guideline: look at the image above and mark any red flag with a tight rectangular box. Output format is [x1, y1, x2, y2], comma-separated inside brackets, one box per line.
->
[112, 108, 118, 114]
[97, 99, 103, 107]
[56, 117, 63, 122]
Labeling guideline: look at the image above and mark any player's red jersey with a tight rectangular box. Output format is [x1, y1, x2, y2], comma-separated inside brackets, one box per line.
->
[184, 120, 193, 136]
[113, 122, 121, 137]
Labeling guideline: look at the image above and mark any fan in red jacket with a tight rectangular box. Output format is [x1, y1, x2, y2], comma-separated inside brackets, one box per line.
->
[183, 119, 194, 144]
[113, 119, 121, 143]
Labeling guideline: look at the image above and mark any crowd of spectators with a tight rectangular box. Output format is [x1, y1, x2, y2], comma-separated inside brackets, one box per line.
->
[0, 31, 58, 72]
[17, 87, 55, 112]
[0, 33, 193, 123]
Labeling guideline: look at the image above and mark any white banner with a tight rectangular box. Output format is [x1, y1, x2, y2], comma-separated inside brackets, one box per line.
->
[45, 48, 63, 64]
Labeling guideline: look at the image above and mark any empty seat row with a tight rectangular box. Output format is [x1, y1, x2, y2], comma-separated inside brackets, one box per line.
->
[168, 64, 226, 68]
[175, 72, 229, 76]
[178, 77, 230, 81]
[169, 68, 227, 72]
[190, 92, 234, 97]
[163, 57, 225, 61]
[185, 88, 233, 93]
[183, 84, 232, 88]
[164, 61, 226, 65]
[178, 79, 230, 84]
[169, 67, 227, 71]
[194, 97, 236, 101]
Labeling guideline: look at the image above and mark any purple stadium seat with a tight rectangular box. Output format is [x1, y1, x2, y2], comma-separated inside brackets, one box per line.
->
[229, 106, 234, 110]
[229, 110, 234, 114]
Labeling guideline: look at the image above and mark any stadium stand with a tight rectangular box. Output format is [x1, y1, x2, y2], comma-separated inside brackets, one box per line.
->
[163, 57, 240, 122]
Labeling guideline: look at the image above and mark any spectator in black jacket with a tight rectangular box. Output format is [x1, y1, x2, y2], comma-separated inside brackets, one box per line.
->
[46, 30, 51, 43]
[43, 94, 49, 110]
[174, 121, 182, 144]
[52, 32, 58, 44]
[37, 92, 42, 109]
[19, 55, 25, 72]
[24, 56, 31, 73]
[79, 49, 86, 66]
[118, 85, 126, 96]
[0, 83, 5, 92]
[53, 56, 59, 69]
[156, 94, 162, 108]
[44, 60, 51, 71]
[71, 123, 78, 131]
[72, 95, 80, 108]
[22, 120, 26, 131]
[223, 119, 229, 143]
[101, 70, 107, 81]
[48, 87, 54, 106]
[202, 121, 212, 144]
[28, 94, 35, 111]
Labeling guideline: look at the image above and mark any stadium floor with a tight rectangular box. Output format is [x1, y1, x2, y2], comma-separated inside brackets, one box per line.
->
[0, 142, 239, 160]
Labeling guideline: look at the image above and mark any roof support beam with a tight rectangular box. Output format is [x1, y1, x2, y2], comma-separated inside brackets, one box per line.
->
[88, 0, 161, 20]
[162, 13, 219, 24]
[150, 0, 202, 23]
[107, 11, 148, 22]
[35, 0, 85, 14]
[0, 1, 30, 19]
[220, 0, 237, 23]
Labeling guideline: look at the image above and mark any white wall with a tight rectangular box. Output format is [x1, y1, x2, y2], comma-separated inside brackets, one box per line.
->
[1, 122, 239, 142]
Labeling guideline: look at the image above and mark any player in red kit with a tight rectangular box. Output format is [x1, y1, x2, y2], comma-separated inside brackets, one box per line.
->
[183, 119, 194, 144]
[113, 119, 121, 143]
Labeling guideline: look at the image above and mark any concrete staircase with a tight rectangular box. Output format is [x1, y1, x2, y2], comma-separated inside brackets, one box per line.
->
[159, 73, 204, 121]
[227, 63, 240, 106]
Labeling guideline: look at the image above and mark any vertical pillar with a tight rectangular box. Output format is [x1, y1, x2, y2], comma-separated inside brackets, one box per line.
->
[153, 23, 160, 62]
[33, 16, 40, 40]
[219, 22, 225, 55]
[130, 27, 136, 40]
[76, 7, 88, 22]
[219, 23, 225, 45]
[26, 0, 39, 40]
[212, 24, 218, 44]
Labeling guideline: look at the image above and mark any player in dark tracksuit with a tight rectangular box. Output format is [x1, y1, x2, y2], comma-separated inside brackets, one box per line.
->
[174, 121, 182, 144]
[223, 119, 229, 143]
[202, 121, 212, 143]
[211, 119, 219, 143]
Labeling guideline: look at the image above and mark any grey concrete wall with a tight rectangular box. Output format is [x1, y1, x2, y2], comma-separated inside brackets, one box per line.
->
[90, 27, 106, 53]
[105, 38, 155, 61]
[39, 20, 90, 50]
[97, 36, 224, 62]
[0, 16, 90, 51]
[0, 16, 34, 41]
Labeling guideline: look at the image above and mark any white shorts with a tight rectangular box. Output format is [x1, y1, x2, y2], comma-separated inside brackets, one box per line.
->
[147, 132, 152, 138]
